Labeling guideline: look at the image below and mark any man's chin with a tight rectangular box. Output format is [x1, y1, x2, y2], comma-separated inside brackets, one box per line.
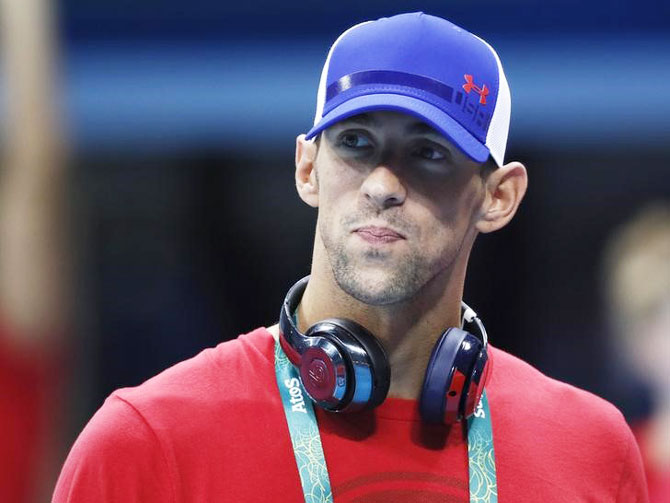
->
[333, 269, 416, 306]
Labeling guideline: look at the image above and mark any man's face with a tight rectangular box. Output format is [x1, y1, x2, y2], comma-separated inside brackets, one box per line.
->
[313, 110, 488, 305]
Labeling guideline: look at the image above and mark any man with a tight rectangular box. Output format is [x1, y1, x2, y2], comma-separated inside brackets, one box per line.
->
[53, 12, 648, 502]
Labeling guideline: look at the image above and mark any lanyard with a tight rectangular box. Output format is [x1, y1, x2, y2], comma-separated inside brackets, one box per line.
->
[274, 339, 498, 502]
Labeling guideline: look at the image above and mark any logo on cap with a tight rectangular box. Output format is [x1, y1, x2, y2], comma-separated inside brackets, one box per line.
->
[462, 75, 489, 105]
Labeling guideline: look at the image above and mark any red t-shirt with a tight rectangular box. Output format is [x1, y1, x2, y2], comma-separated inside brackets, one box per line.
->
[53, 328, 648, 502]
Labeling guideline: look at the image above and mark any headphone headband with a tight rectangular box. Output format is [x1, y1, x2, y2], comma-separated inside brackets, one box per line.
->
[461, 301, 488, 349]
[279, 276, 311, 365]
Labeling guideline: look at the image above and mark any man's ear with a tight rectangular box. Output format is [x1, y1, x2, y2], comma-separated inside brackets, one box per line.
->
[295, 134, 319, 208]
[475, 161, 528, 234]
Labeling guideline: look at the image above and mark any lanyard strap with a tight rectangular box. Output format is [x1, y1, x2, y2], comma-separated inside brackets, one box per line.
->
[466, 387, 498, 502]
[274, 339, 498, 503]
[275, 338, 334, 502]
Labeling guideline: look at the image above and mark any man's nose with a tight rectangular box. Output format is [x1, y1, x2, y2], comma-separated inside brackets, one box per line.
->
[360, 165, 407, 210]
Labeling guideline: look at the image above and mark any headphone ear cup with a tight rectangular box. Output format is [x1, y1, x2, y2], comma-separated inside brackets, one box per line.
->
[420, 328, 482, 424]
[331, 318, 390, 409]
[461, 348, 489, 419]
[305, 318, 390, 411]
[297, 332, 350, 411]
[278, 275, 390, 412]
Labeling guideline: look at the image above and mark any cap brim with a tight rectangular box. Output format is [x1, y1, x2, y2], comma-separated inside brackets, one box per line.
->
[305, 93, 490, 164]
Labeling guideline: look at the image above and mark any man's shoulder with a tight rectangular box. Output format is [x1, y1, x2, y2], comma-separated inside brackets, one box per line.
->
[109, 327, 277, 428]
[53, 327, 282, 501]
[487, 347, 647, 501]
[488, 345, 630, 436]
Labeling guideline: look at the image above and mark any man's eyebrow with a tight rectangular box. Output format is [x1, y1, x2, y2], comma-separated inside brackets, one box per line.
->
[336, 113, 378, 127]
[406, 121, 454, 146]
[333, 115, 451, 146]
[407, 121, 440, 137]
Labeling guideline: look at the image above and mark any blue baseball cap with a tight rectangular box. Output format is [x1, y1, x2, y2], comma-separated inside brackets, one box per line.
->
[305, 12, 511, 167]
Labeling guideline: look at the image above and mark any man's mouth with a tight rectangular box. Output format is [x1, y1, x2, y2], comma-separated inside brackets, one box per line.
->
[353, 226, 405, 244]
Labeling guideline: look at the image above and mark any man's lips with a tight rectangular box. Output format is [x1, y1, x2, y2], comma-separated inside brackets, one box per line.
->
[353, 226, 405, 243]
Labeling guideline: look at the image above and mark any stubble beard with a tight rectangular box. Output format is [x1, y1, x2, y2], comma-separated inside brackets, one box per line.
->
[319, 214, 450, 306]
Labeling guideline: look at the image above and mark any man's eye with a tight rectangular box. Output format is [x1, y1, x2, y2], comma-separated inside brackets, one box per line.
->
[340, 133, 371, 149]
[415, 146, 446, 160]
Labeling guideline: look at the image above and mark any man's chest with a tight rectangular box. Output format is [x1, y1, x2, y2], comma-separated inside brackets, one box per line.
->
[318, 411, 470, 502]
[183, 408, 471, 502]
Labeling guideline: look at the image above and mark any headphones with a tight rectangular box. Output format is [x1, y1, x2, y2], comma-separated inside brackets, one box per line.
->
[278, 276, 491, 424]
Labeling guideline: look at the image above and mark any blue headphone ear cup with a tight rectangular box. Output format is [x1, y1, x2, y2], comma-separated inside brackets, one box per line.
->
[329, 318, 390, 409]
[310, 318, 390, 410]
[420, 328, 482, 424]
[278, 275, 390, 412]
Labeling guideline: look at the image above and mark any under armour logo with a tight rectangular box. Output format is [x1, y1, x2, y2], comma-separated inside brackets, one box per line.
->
[462, 75, 489, 105]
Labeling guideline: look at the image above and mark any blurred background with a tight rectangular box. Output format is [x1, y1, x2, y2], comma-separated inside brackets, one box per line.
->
[0, 0, 668, 501]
